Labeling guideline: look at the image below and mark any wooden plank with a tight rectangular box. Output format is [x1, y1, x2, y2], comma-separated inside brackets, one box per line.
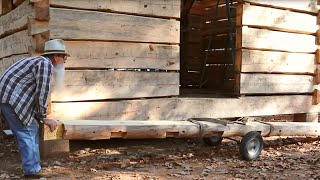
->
[0, 30, 32, 59]
[50, 95, 319, 121]
[241, 4, 318, 34]
[293, 113, 318, 123]
[0, 54, 29, 75]
[241, 27, 317, 53]
[30, 8, 180, 44]
[50, 0, 180, 19]
[185, 28, 201, 43]
[0, 0, 33, 38]
[51, 70, 179, 101]
[188, 14, 203, 28]
[240, 74, 314, 94]
[64, 41, 179, 70]
[185, 43, 202, 57]
[244, 0, 320, 14]
[241, 49, 315, 73]
[202, 20, 235, 37]
[203, 34, 229, 49]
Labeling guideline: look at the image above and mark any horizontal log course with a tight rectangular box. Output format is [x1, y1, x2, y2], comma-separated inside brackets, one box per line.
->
[51, 70, 179, 101]
[244, 0, 320, 14]
[240, 74, 314, 94]
[241, 49, 316, 74]
[0, 0, 33, 38]
[42, 120, 320, 140]
[0, 30, 32, 59]
[50, 0, 181, 19]
[64, 41, 180, 70]
[50, 95, 318, 120]
[239, 27, 317, 53]
[0, 54, 28, 75]
[30, 8, 180, 44]
[240, 3, 318, 34]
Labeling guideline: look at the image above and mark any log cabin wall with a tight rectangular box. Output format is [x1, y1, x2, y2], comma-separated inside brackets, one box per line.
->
[181, 0, 320, 98]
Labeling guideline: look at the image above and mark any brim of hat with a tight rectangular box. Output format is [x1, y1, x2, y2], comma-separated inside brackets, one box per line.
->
[42, 52, 71, 57]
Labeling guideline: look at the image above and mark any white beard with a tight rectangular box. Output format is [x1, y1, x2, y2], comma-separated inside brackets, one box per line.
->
[53, 63, 65, 94]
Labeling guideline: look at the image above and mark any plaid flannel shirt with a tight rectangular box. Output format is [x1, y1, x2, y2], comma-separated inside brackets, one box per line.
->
[0, 56, 53, 126]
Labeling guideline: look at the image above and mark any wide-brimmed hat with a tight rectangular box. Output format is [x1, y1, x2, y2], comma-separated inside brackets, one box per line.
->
[42, 39, 70, 57]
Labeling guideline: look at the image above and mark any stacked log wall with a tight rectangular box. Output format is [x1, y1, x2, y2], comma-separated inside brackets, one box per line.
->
[235, 0, 319, 96]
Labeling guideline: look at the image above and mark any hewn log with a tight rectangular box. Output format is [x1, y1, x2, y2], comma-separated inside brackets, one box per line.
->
[50, 0, 180, 19]
[241, 49, 315, 73]
[50, 95, 318, 120]
[240, 27, 317, 53]
[63, 41, 179, 70]
[0, 30, 32, 59]
[240, 74, 313, 94]
[51, 70, 179, 101]
[29, 8, 180, 44]
[0, 0, 33, 37]
[241, 3, 318, 34]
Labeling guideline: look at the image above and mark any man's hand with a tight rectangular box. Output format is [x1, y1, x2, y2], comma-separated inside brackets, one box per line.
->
[43, 118, 58, 132]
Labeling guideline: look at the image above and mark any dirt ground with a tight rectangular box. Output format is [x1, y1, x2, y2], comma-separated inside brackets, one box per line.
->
[1, 116, 320, 180]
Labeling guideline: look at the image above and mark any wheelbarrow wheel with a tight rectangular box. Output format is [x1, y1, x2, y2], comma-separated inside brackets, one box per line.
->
[239, 131, 263, 161]
[203, 136, 223, 146]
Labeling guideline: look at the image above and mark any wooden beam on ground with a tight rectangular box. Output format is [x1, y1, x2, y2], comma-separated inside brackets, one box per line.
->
[244, 0, 320, 14]
[240, 74, 314, 94]
[63, 41, 180, 70]
[241, 3, 318, 34]
[241, 49, 315, 74]
[50, 0, 181, 19]
[51, 70, 179, 101]
[50, 95, 319, 121]
[0, 30, 32, 59]
[0, 0, 33, 38]
[29, 8, 180, 44]
[42, 120, 320, 140]
[240, 27, 317, 53]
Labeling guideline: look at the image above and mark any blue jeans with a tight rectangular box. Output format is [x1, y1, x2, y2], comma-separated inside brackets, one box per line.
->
[0, 103, 41, 175]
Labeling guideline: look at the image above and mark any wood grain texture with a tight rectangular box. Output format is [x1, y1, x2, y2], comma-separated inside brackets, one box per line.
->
[241, 3, 318, 34]
[0, 0, 33, 37]
[0, 54, 29, 75]
[241, 27, 317, 53]
[31, 8, 180, 43]
[244, 0, 320, 13]
[50, 0, 181, 19]
[241, 49, 315, 73]
[50, 95, 318, 120]
[240, 74, 314, 94]
[51, 70, 179, 101]
[64, 41, 180, 70]
[0, 30, 32, 59]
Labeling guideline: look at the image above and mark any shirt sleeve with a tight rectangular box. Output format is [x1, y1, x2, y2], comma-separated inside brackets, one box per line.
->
[34, 59, 53, 121]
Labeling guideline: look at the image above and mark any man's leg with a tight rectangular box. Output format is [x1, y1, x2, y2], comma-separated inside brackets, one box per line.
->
[0, 103, 41, 175]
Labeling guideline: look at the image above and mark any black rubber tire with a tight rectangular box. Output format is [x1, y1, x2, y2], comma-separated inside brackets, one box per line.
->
[239, 131, 263, 161]
[203, 136, 223, 146]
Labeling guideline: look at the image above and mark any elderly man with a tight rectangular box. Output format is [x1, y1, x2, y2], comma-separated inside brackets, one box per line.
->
[0, 39, 69, 178]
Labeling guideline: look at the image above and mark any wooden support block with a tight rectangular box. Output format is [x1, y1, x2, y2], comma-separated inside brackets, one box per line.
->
[40, 139, 69, 159]
[30, 0, 49, 21]
[316, 49, 320, 64]
[315, 69, 320, 85]
[293, 113, 319, 123]
[32, 30, 49, 52]
[317, 29, 320, 45]
[313, 89, 320, 105]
